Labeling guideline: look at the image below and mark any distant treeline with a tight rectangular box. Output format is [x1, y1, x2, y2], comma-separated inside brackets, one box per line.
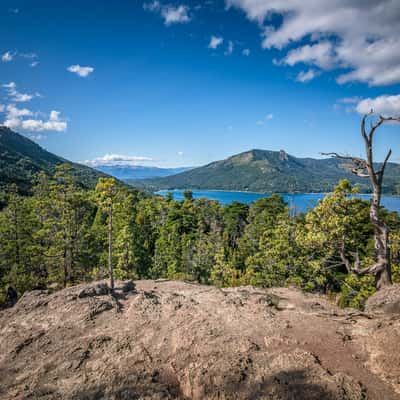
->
[1, 165, 400, 309]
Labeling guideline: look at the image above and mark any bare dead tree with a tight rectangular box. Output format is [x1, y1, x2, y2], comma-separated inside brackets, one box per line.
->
[323, 111, 400, 289]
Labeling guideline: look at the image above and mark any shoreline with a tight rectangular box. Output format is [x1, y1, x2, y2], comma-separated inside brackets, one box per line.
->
[155, 189, 400, 198]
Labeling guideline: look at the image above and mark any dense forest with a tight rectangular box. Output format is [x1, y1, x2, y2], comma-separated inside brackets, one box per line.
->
[1, 164, 399, 310]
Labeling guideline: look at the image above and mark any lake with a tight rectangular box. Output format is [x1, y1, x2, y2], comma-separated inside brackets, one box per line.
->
[156, 189, 400, 214]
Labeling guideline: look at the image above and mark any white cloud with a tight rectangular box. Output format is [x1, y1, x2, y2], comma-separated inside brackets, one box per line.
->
[162, 5, 190, 25]
[209, 36, 224, 49]
[2, 81, 37, 102]
[225, 0, 400, 86]
[67, 64, 94, 77]
[356, 95, 400, 116]
[4, 104, 32, 118]
[256, 120, 265, 126]
[0, 51, 39, 66]
[242, 48, 251, 56]
[225, 40, 234, 55]
[2, 105, 67, 132]
[177, 151, 184, 156]
[144, 2, 191, 25]
[30, 61, 39, 68]
[296, 69, 318, 83]
[283, 42, 335, 70]
[1, 51, 15, 62]
[85, 154, 154, 167]
[265, 113, 273, 120]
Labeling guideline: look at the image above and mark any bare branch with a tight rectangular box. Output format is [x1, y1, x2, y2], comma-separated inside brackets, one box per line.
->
[376, 149, 392, 180]
[321, 152, 368, 178]
[361, 110, 374, 141]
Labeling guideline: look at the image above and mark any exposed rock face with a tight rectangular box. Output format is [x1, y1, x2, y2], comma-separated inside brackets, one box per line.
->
[0, 281, 399, 400]
[365, 284, 400, 315]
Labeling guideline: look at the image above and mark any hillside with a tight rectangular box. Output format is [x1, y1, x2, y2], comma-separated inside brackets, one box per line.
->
[1, 280, 399, 399]
[95, 165, 192, 180]
[131, 149, 400, 194]
[0, 126, 108, 194]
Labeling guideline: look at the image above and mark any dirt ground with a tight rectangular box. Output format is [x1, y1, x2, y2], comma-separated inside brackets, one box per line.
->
[0, 280, 399, 399]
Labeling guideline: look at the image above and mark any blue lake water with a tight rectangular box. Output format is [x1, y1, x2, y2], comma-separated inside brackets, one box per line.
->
[156, 190, 400, 214]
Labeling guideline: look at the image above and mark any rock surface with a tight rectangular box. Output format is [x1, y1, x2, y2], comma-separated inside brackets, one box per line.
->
[0, 280, 399, 399]
[365, 284, 400, 315]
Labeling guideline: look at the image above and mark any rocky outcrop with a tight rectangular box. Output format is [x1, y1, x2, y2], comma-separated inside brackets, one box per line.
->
[0, 280, 399, 399]
[365, 284, 400, 315]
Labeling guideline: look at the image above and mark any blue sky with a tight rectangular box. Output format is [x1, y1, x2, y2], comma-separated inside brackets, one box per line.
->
[0, 0, 399, 167]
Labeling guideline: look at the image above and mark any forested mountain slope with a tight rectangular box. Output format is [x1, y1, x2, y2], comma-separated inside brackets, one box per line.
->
[132, 149, 400, 194]
[0, 126, 107, 194]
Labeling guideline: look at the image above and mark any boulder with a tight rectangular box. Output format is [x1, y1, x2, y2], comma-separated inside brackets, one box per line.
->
[365, 284, 400, 315]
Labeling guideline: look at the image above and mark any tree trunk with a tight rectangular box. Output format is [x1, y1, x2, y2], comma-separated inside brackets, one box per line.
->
[109, 204, 114, 290]
[370, 190, 392, 289]
[63, 247, 68, 288]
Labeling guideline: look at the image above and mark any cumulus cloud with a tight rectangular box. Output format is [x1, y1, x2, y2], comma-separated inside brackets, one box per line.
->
[144, 2, 191, 25]
[242, 48, 251, 56]
[1, 51, 15, 62]
[283, 42, 335, 70]
[2, 104, 67, 132]
[265, 113, 273, 120]
[208, 36, 223, 49]
[296, 69, 319, 82]
[67, 64, 94, 77]
[356, 95, 400, 116]
[225, 0, 400, 86]
[85, 154, 154, 167]
[2, 82, 37, 102]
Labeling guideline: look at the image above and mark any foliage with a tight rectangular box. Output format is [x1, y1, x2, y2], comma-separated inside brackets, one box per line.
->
[0, 126, 108, 198]
[1, 171, 400, 309]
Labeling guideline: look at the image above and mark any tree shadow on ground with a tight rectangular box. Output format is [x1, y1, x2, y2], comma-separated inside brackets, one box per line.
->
[71, 368, 341, 400]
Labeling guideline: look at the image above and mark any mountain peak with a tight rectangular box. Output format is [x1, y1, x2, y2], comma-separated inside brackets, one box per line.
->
[130, 148, 400, 194]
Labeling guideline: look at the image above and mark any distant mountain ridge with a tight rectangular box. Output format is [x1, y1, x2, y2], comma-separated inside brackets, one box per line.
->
[0, 126, 108, 194]
[130, 149, 400, 194]
[95, 165, 192, 180]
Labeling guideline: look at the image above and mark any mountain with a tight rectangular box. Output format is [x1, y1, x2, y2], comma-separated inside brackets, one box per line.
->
[0, 126, 108, 194]
[130, 149, 400, 194]
[94, 165, 192, 180]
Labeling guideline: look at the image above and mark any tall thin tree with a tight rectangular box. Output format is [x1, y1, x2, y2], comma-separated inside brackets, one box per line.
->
[96, 178, 119, 290]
